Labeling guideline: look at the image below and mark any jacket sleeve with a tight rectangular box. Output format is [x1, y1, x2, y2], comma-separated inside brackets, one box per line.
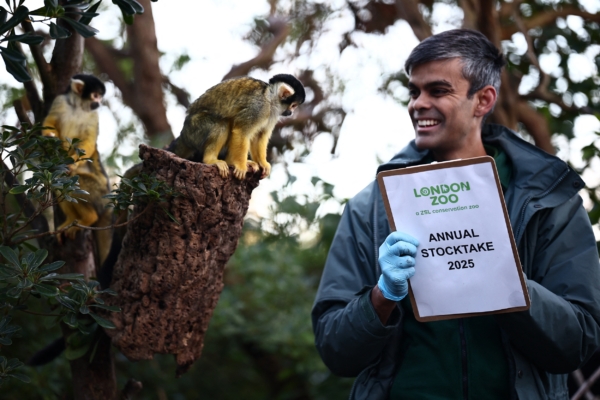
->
[496, 195, 600, 373]
[311, 187, 401, 377]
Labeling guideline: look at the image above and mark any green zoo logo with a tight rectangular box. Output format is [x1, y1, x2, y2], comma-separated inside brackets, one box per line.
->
[413, 182, 471, 206]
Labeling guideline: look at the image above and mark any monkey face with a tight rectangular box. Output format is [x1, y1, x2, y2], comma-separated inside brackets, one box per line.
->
[89, 92, 103, 110]
[281, 102, 299, 117]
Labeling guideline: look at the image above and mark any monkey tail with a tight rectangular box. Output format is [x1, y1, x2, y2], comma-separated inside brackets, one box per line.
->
[27, 337, 66, 366]
[93, 208, 114, 270]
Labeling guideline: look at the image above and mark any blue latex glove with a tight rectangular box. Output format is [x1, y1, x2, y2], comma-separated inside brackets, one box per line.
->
[377, 231, 420, 302]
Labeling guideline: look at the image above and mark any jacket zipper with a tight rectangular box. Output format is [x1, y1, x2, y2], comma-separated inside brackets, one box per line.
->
[459, 319, 469, 400]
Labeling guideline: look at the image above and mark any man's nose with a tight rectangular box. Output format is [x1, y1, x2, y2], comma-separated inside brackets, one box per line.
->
[411, 93, 431, 111]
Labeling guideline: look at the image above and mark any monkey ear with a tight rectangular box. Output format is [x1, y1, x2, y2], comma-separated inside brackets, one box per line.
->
[70, 79, 85, 96]
[277, 83, 295, 100]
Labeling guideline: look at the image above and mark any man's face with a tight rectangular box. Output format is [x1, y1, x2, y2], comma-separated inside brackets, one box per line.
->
[407, 58, 482, 161]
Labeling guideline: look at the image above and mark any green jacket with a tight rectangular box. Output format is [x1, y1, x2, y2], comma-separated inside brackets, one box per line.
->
[312, 124, 600, 399]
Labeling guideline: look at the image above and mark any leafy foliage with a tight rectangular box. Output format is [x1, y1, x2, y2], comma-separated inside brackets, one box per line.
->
[0, 122, 155, 386]
[0, 0, 153, 82]
[0, 123, 87, 245]
[104, 171, 180, 223]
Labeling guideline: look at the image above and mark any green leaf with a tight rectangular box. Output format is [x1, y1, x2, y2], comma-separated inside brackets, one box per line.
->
[112, 0, 134, 15]
[44, 0, 58, 9]
[6, 286, 22, 298]
[56, 295, 78, 311]
[0, 5, 28, 36]
[49, 22, 71, 39]
[0, 246, 20, 268]
[28, 6, 51, 16]
[8, 184, 28, 194]
[1, 50, 31, 82]
[65, 341, 90, 360]
[79, 0, 101, 25]
[62, 312, 78, 328]
[61, 16, 98, 38]
[31, 249, 48, 269]
[39, 260, 65, 273]
[90, 312, 115, 329]
[8, 372, 30, 383]
[3, 33, 45, 45]
[0, 46, 25, 62]
[46, 273, 84, 280]
[32, 283, 58, 296]
[124, 0, 144, 13]
[79, 304, 89, 314]
[0, 7, 7, 26]
[122, 12, 133, 25]
[17, 34, 44, 45]
[90, 304, 120, 312]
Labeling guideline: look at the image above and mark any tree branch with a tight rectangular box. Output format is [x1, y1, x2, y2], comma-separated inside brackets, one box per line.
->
[21, 21, 52, 92]
[163, 76, 190, 109]
[47, 16, 84, 117]
[395, 0, 431, 41]
[572, 366, 600, 400]
[85, 37, 132, 102]
[501, 6, 600, 39]
[12, 99, 32, 126]
[515, 100, 554, 154]
[222, 16, 290, 80]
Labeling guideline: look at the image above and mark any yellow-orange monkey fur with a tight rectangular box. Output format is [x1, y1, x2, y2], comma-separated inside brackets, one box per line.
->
[42, 74, 112, 264]
[168, 74, 305, 179]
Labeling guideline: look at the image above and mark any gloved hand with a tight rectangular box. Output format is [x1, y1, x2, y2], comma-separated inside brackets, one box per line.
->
[377, 231, 419, 302]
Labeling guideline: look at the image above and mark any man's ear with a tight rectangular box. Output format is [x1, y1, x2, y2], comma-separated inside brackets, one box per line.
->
[474, 85, 497, 117]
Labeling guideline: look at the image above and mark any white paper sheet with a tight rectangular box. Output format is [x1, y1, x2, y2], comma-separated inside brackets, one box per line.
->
[380, 159, 527, 318]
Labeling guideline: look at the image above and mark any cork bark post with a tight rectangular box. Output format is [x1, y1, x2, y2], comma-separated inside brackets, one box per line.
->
[105, 144, 261, 374]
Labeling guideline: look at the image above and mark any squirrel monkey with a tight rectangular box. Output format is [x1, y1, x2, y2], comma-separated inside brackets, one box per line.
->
[42, 74, 112, 263]
[168, 74, 305, 180]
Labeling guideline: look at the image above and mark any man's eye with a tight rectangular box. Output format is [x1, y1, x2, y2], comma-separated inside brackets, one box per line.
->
[432, 89, 448, 96]
[408, 90, 419, 98]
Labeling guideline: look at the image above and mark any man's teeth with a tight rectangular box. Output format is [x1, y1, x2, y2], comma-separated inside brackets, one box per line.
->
[418, 120, 439, 127]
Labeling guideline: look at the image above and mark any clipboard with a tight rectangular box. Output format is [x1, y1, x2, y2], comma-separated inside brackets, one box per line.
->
[377, 156, 530, 322]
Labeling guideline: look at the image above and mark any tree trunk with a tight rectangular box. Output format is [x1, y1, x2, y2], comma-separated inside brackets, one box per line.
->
[105, 145, 261, 375]
[55, 232, 119, 400]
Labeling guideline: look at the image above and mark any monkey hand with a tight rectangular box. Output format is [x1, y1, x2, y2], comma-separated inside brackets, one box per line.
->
[232, 165, 248, 180]
[212, 160, 230, 179]
[377, 231, 419, 302]
[247, 160, 259, 173]
[258, 161, 271, 179]
[56, 225, 79, 244]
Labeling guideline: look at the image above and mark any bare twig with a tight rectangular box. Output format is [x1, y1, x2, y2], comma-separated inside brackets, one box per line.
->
[21, 21, 51, 92]
[20, 309, 61, 317]
[571, 369, 595, 400]
[222, 16, 290, 80]
[163, 76, 191, 109]
[12, 99, 32, 126]
[10, 204, 150, 246]
[572, 366, 600, 400]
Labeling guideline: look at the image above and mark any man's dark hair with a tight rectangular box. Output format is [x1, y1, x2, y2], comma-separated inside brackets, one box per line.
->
[404, 29, 506, 98]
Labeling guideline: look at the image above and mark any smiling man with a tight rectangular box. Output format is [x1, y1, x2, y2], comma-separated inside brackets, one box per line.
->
[312, 29, 600, 400]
